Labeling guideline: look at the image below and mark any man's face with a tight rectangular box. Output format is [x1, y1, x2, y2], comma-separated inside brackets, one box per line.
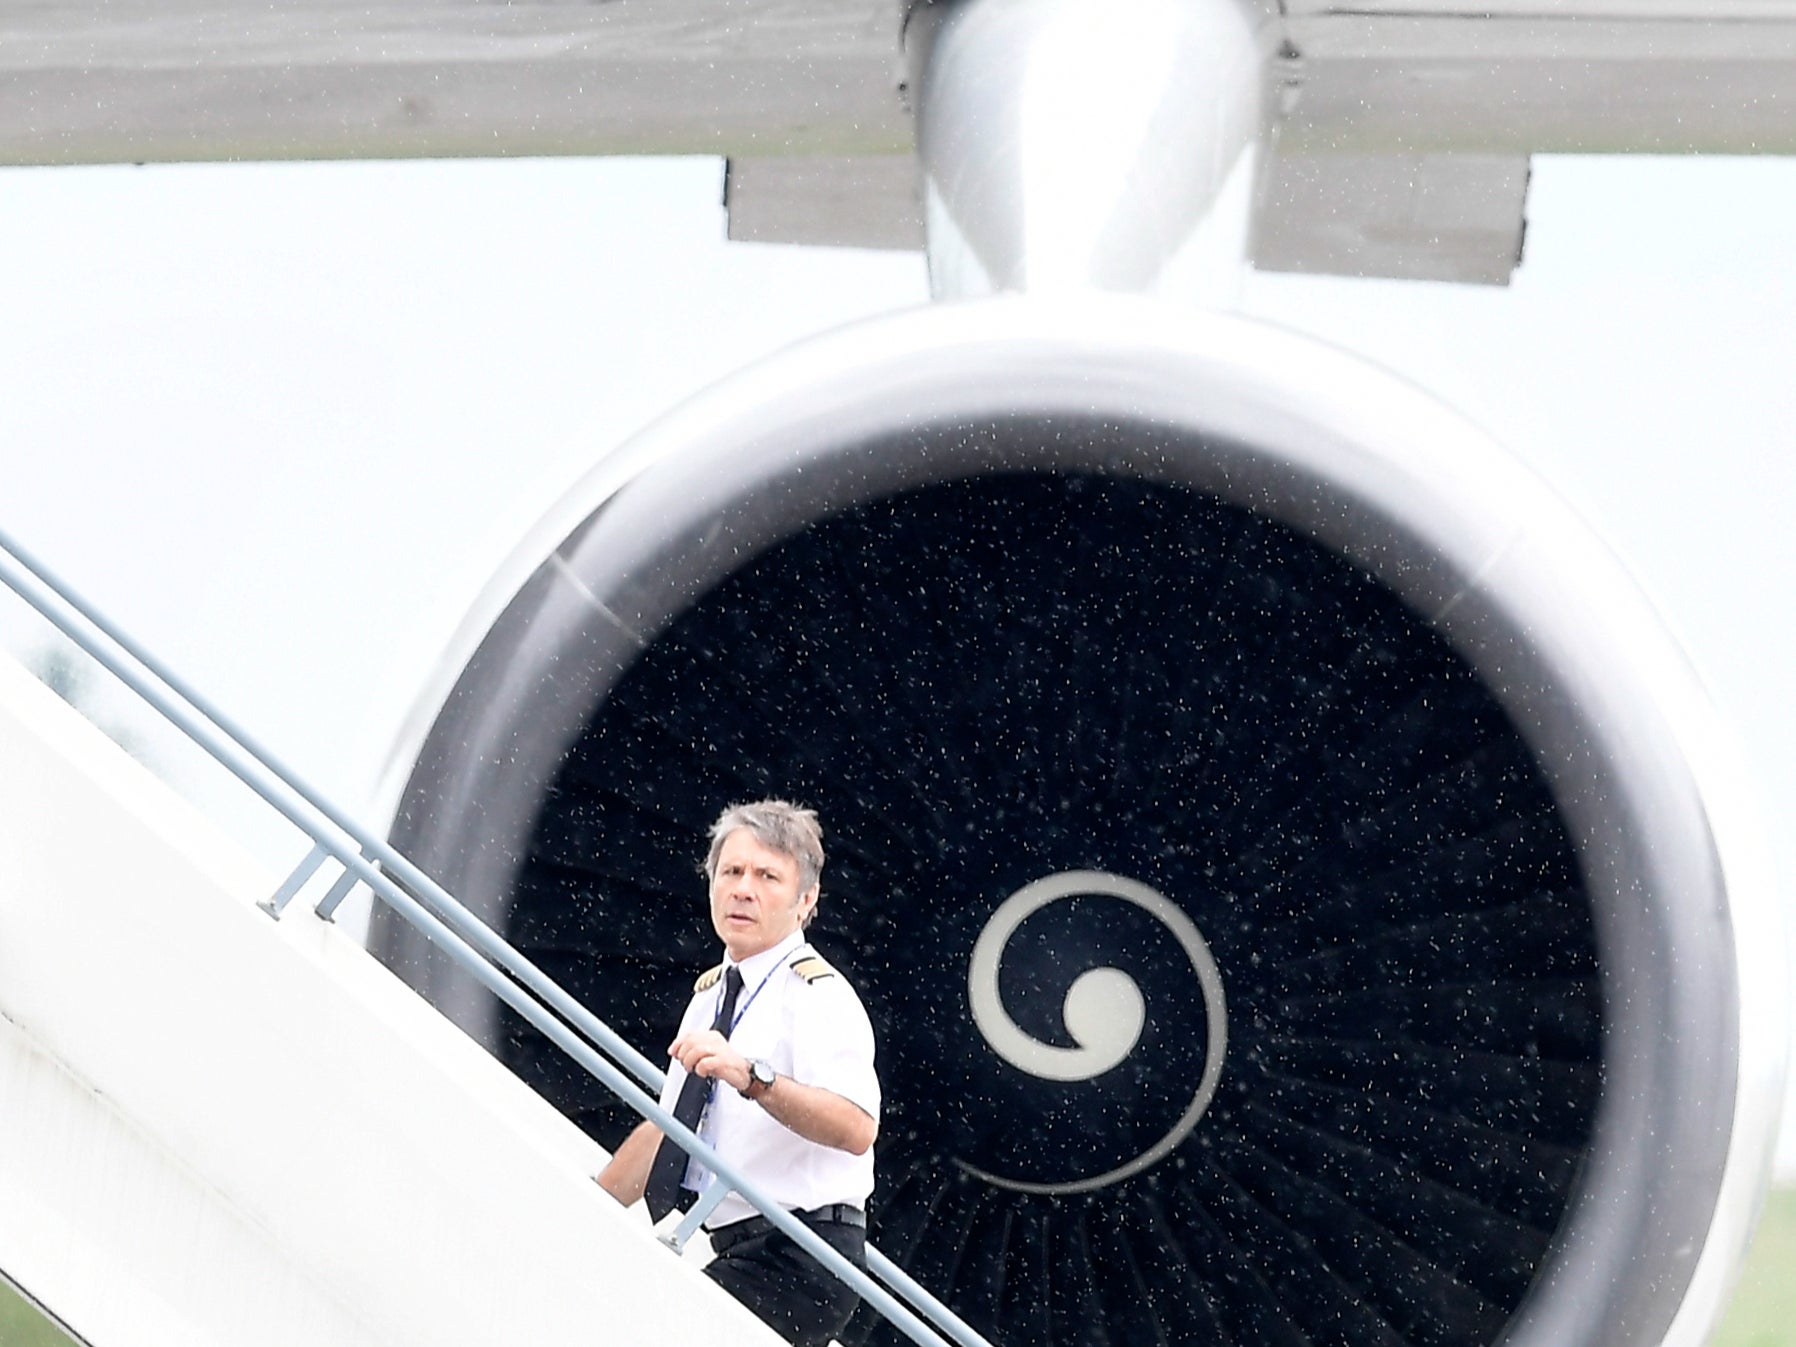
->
[710, 827, 817, 961]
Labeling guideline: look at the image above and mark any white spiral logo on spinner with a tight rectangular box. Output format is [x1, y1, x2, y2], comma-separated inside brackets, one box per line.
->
[961, 870, 1228, 1194]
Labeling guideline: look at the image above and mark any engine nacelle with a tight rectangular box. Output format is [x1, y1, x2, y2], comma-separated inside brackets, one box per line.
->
[379, 296, 1782, 1347]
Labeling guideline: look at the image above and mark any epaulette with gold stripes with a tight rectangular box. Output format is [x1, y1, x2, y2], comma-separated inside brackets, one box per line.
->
[694, 963, 725, 992]
[789, 954, 836, 984]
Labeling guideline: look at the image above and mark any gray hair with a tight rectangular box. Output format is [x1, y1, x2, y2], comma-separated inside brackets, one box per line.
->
[705, 799, 826, 910]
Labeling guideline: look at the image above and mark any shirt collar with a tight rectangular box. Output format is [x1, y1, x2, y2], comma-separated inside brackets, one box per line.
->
[726, 928, 808, 986]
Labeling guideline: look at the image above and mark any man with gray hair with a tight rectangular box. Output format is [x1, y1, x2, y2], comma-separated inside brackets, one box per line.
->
[597, 799, 881, 1347]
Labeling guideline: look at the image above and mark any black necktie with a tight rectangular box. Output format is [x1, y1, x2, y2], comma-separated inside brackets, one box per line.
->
[644, 966, 744, 1220]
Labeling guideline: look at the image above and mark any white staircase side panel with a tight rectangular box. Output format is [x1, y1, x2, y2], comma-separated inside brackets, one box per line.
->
[0, 651, 780, 1347]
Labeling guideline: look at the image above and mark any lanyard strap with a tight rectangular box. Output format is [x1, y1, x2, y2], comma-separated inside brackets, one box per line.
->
[719, 942, 809, 1037]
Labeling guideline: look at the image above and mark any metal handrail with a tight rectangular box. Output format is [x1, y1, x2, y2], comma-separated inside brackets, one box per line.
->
[0, 526, 995, 1347]
[0, 530, 668, 1098]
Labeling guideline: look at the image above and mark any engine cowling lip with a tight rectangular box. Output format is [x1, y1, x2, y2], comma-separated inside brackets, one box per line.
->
[389, 297, 1761, 1347]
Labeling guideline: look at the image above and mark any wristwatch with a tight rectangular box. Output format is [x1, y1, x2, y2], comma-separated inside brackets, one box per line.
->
[741, 1059, 777, 1100]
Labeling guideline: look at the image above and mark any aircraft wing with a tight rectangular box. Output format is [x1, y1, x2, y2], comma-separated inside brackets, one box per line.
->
[1261, 0, 1796, 281]
[7, 0, 1790, 279]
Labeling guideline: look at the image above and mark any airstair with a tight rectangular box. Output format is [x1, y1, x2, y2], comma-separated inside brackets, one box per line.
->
[0, 531, 986, 1347]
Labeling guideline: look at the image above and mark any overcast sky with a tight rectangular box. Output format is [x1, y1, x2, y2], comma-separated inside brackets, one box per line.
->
[1, 151, 1792, 1166]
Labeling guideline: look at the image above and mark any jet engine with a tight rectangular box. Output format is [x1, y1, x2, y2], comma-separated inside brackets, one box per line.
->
[378, 296, 1781, 1347]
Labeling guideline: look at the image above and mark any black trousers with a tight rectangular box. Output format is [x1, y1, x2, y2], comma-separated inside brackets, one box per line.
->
[705, 1213, 866, 1347]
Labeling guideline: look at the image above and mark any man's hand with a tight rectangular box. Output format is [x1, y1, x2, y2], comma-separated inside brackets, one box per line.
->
[669, 1028, 753, 1095]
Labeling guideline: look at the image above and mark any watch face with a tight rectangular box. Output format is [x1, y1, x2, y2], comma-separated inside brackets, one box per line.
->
[753, 1061, 775, 1087]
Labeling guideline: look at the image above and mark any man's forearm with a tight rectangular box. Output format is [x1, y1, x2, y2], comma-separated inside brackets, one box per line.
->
[755, 1074, 878, 1156]
[595, 1118, 663, 1205]
[669, 1028, 878, 1157]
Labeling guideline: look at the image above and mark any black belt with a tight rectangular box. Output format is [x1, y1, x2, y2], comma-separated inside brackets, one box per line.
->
[709, 1204, 866, 1253]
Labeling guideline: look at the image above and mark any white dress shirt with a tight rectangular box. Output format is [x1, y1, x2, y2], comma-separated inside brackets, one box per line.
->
[658, 928, 880, 1230]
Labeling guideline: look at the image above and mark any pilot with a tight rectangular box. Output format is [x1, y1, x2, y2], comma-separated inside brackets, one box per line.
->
[596, 799, 880, 1347]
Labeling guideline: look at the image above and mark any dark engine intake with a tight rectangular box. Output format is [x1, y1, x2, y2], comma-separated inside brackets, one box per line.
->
[378, 298, 1779, 1347]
